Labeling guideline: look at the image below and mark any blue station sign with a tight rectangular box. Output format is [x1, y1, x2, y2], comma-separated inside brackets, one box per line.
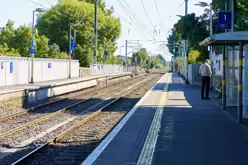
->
[218, 10, 232, 30]
[30, 49, 36, 54]
[71, 42, 77, 51]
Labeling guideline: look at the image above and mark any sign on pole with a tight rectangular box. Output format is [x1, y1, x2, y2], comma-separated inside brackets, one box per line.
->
[218, 10, 232, 30]
[104, 51, 108, 60]
[71, 42, 77, 51]
[30, 49, 36, 54]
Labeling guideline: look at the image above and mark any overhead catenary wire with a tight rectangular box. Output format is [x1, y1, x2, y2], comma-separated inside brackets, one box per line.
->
[43, 0, 56, 7]
[27, 0, 49, 9]
[112, 1, 155, 39]
[105, 4, 152, 39]
[117, 0, 155, 39]
[140, 0, 154, 28]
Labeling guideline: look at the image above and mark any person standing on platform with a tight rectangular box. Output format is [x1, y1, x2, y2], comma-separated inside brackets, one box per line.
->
[199, 59, 212, 100]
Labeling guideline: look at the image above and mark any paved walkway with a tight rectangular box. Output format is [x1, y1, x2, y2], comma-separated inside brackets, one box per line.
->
[83, 74, 170, 165]
[152, 74, 248, 165]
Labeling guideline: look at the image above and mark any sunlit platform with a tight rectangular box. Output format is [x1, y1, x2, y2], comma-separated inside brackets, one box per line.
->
[82, 73, 248, 165]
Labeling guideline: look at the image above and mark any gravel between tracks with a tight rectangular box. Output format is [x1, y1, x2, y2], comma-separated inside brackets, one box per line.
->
[0, 75, 147, 134]
[0, 74, 162, 164]
[0, 75, 147, 118]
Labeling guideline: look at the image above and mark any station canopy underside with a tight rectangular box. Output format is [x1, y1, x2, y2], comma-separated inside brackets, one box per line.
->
[199, 31, 248, 46]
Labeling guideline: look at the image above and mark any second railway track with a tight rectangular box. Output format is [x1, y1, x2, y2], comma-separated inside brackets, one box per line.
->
[0, 73, 163, 164]
[8, 73, 163, 165]
[0, 74, 148, 137]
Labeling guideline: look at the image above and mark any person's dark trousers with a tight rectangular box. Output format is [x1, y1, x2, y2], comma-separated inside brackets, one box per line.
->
[201, 76, 210, 99]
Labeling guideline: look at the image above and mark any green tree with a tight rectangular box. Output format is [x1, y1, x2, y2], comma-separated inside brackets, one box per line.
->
[132, 48, 149, 68]
[188, 50, 200, 64]
[166, 28, 180, 55]
[0, 20, 15, 48]
[13, 25, 32, 57]
[36, 0, 121, 67]
[0, 43, 21, 57]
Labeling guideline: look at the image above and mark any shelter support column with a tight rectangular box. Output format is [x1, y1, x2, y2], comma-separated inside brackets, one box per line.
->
[222, 46, 227, 110]
[238, 41, 244, 123]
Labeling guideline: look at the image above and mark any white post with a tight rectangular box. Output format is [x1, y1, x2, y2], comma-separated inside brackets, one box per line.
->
[69, 25, 72, 78]
[30, 10, 35, 84]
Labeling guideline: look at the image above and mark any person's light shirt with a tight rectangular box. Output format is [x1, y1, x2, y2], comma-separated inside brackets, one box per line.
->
[199, 63, 212, 77]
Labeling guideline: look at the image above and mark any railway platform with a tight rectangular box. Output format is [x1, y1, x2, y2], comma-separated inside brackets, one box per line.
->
[0, 72, 133, 105]
[83, 73, 248, 165]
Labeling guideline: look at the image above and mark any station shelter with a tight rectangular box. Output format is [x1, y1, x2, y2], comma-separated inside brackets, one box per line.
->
[200, 32, 248, 123]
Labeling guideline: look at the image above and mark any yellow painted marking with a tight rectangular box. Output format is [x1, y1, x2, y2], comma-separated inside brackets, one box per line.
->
[238, 84, 243, 92]
[230, 79, 235, 85]
[158, 75, 171, 107]
[222, 80, 226, 86]
[239, 59, 243, 67]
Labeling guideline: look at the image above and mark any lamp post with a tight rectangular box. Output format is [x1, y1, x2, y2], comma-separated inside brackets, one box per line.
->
[176, 14, 188, 80]
[69, 23, 80, 78]
[94, 0, 98, 64]
[30, 8, 46, 84]
[194, 2, 213, 46]
[195, 2, 213, 89]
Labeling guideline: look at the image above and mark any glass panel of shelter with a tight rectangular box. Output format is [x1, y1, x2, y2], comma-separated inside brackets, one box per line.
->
[226, 46, 239, 106]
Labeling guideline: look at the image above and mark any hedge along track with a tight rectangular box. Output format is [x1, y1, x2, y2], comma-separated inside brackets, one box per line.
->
[10, 74, 163, 165]
[0, 74, 149, 139]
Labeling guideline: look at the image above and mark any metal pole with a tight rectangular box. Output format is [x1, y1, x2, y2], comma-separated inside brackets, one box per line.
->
[222, 46, 227, 110]
[210, 5, 213, 35]
[222, 0, 228, 110]
[73, 29, 76, 59]
[210, 4, 213, 90]
[230, 0, 234, 32]
[52, 43, 54, 57]
[94, 0, 98, 64]
[185, 0, 189, 84]
[30, 10, 35, 84]
[125, 40, 128, 72]
[238, 41, 244, 123]
[69, 25, 72, 78]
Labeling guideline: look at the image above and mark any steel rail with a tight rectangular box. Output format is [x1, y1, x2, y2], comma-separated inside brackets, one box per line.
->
[11, 74, 159, 165]
[0, 75, 147, 138]
[0, 75, 145, 122]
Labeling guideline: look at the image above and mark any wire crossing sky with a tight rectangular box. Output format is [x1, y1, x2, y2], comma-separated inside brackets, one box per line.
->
[0, 0, 211, 61]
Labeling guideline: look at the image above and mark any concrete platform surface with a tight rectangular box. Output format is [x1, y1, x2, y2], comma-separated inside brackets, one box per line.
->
[0, 72, 132, 95]
[82, 73, 171, 165]
[152, 74, 248, 165]
[83, 73, 248, 165]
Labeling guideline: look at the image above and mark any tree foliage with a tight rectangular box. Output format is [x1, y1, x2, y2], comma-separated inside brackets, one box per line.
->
[150, 54, 166, 70]
[167, 0, 248, 64]
[36, 0, 121, 67]
[131, 48, 149, 68]
[166, 28, 180, 55]
[0, 20, 68, 58]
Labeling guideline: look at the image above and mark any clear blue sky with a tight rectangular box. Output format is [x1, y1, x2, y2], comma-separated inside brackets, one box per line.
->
[0, 0, 211, 61]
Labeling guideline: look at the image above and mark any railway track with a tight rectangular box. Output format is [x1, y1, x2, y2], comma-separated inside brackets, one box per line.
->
[0, 74, 147, 138]
[0, 76, 163, 164]
[0, 74, 162, 164]
[8, 73, 163, 165]
[0, 74, 146, 120]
